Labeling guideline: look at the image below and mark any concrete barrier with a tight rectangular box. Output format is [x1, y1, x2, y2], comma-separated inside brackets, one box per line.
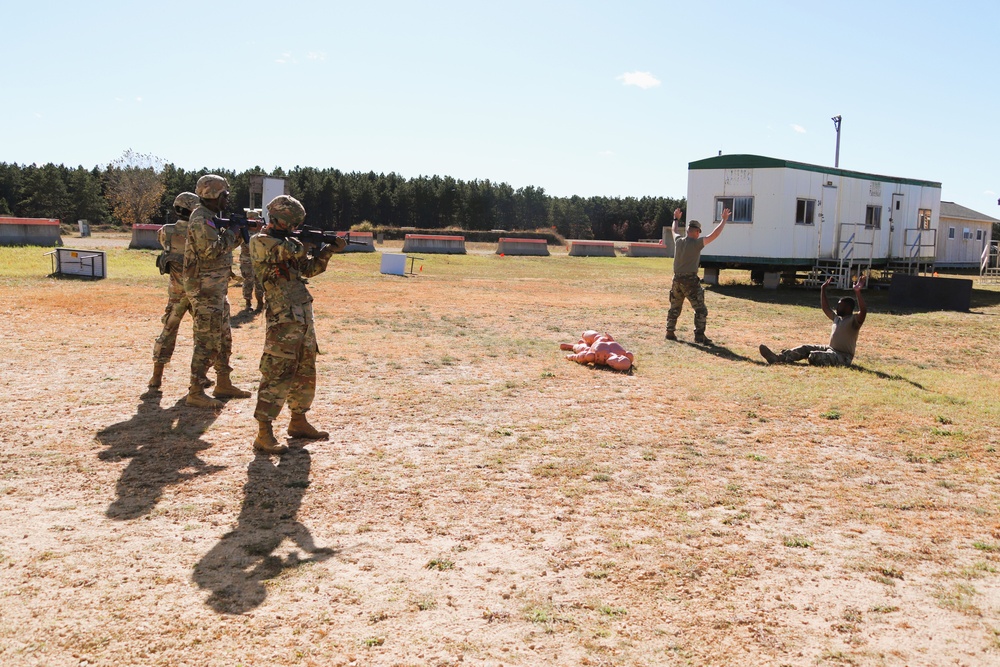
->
[624, 241, 670, 257]
[130, 223, 163, 249]
[0, 217, 63, 247]
[339, 231, 375, 252]
[497, 237, 550, 256]
[402, 234, 466, 254]
[568, 240, 616, 257]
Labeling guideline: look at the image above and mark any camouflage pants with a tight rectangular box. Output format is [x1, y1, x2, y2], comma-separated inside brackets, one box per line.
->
[254, 310, 318, 422]
[666, 273, 708, 335]
[239, 254, 263, 303]
[152, 265, 191, 363]
[188, 269, 233, 387]
[781, 345, 853, 367]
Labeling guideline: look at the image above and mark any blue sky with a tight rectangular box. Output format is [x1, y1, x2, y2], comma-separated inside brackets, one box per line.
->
[2, 1, 997, 215]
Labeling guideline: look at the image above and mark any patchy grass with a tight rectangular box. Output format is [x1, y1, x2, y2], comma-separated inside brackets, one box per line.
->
[1, 237, 1000, 666]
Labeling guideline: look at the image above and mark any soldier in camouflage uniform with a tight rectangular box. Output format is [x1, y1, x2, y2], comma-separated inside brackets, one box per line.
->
[239, 210, 264, 311]
[250, 195, 346, 455]
[183, 174, 252, 409]
[147, 192, 199, 391]
[665, 206, 730, 345]
[759, 275, 867, 367]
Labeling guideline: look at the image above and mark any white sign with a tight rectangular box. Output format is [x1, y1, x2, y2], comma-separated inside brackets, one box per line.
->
[379, 253, 407, 276]
[261, 177, 286, 224]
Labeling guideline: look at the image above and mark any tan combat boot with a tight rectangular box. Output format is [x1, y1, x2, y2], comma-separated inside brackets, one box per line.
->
[147, 362, 165, 390]
[213, 373, 251, 399]
[253, 419, 288, 455]
[186, 385, 224, 409]
[288, 412, 329, 440]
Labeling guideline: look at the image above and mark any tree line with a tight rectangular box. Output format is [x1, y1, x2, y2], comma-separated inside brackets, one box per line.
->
[0, 157, 684, 242]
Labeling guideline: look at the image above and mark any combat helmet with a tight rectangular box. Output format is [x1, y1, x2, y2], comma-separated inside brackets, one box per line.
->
[173, 191, 200, 216]
[266, 195, 306, 231]
[195, 174, 230, 200]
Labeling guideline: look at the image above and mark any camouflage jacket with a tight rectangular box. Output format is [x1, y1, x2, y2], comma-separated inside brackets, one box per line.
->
[249, 232, 333, 324]
[183, 204, 240, 278]
[157, 218, 189, 271]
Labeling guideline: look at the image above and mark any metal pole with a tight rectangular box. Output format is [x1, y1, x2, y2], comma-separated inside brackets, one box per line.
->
[831, 115, 842, 168]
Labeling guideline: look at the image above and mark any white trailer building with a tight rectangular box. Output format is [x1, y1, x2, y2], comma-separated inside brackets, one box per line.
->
[686, 155, 941, 287]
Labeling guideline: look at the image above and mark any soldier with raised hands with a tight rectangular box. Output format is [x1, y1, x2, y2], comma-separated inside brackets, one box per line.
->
[147, 191, 199, 392]
[183, 174, 252, 409]
[250, 195, 346, 455]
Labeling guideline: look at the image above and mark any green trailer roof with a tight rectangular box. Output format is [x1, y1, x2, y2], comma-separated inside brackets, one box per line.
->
[688, 154, 941, 189]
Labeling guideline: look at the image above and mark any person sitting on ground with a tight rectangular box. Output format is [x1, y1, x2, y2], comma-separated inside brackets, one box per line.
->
[759, 275, 867, 367]
[561, 330, 635, 372]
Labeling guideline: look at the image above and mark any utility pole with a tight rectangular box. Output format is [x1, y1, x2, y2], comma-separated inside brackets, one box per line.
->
[831, 115, 842, 168]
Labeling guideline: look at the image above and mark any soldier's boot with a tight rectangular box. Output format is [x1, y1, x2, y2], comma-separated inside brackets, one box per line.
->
[147, 362, 165, 390]
[253, 419, 288, 455]
[694, 333, 713, 346]
[759, 344, 779, 364]
[244, 299, 252, 312]
[758, 345, 791, 364]
[186, 385, 224, 409]
[288, 412, 330, 440]
[665, 330, 677, 341]
[213, 373, 252, 399]
[254, 297, 264, 312]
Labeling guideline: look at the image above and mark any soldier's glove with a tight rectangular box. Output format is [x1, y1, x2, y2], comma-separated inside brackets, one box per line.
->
[330, 236, 348, 253]
[315, 243, 335, 260]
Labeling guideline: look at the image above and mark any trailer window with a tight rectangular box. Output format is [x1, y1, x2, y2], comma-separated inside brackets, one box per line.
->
[948, 227, 955, 239]
[977, 229, 983, 241]
[795, 199, 815, 225]
[865, 205, 882, 229]
[716, 196, 753, 223]
[918, 208, 931, 230]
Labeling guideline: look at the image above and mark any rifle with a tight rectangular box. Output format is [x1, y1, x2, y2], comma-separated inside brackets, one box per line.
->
[274, 226, 369, 249]
[217, 210, 264, 244]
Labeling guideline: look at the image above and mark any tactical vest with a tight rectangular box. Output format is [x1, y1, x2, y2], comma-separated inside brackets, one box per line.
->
[184, 205, 237, 275]
[250, 234, 314, 324]
[157, 219, 189, 272]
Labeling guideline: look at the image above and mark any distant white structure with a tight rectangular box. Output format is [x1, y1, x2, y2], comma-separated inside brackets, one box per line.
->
[935, 201, 997, 269]
[686, 155, 941, 287]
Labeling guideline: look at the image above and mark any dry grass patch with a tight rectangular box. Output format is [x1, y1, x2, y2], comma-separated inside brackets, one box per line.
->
[0, 239, 999, 665]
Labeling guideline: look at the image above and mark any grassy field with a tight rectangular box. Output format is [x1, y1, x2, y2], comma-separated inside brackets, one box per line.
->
[1, 238, 999, 666]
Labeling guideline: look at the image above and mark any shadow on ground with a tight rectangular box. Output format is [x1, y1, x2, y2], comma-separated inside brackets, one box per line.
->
[684, 341, 758, 364]
[848, 363, 926, 390]
[192, 447, 336, 615]
[229, 305, 262, 329]
[712, 281, 1000, 313]
[96, 394, 225, 520]
[680, 340, 927, 388]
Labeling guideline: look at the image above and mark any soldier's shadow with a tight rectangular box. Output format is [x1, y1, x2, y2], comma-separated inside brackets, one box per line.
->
[192, 448, 336, 615]
[229, 306, 261, 329]
[97, 394, 225, 520]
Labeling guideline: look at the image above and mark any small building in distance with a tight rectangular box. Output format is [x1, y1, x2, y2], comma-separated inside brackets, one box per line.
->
[686, 154, 941, 287]
[935, 201, 997, 270]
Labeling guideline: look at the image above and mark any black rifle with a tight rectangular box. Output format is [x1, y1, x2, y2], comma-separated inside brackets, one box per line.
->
[217, 211, 263, 244]
[273, 226, 368, 247]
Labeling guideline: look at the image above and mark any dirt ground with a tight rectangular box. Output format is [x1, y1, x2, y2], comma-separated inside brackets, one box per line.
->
[1, 236, 999, 666]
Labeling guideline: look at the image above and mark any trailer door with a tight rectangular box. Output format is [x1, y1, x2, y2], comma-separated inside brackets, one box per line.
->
[888, 193, 904, 259]
[819, 184, 839, 258]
